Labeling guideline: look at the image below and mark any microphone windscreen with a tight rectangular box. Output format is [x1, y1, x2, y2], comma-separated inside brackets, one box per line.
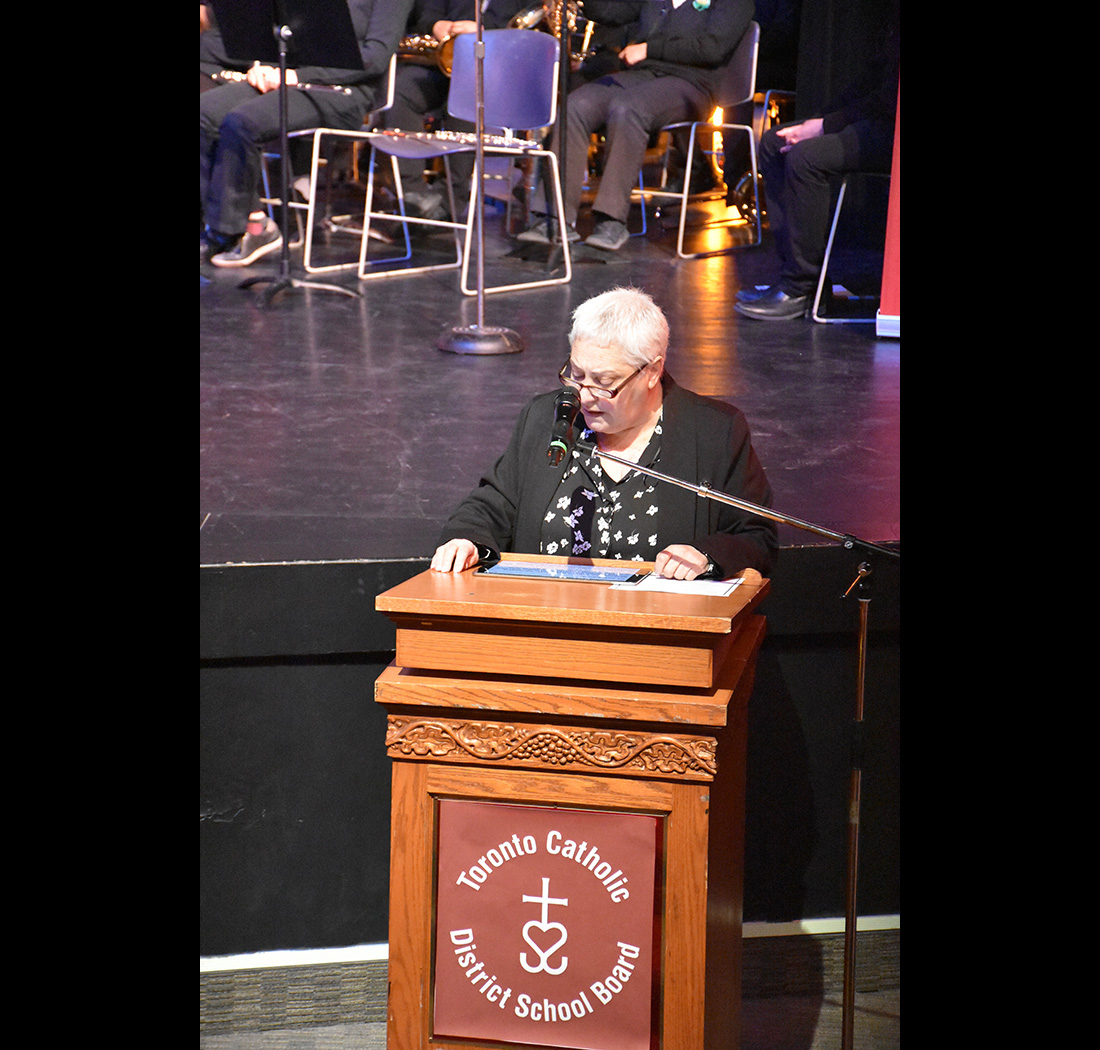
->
[555, 387, 580, 412]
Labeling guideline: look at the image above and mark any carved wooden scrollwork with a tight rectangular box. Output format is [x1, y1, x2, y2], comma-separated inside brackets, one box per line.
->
[386, 716, 717, 778]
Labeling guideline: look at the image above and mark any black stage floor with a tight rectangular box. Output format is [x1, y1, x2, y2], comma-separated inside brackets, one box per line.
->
[200, 196, 899, 567]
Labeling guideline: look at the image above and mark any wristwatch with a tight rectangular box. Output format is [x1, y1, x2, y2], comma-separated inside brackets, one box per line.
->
[475, 543, 500, 567]
[696, 558, 723, 581]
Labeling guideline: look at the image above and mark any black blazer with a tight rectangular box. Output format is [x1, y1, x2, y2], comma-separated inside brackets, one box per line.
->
[439, 374, 778, 575]
[583, 0, 756, 101]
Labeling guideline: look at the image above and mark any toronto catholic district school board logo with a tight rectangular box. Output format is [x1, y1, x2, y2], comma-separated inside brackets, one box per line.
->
[433, 800, 659, 1050]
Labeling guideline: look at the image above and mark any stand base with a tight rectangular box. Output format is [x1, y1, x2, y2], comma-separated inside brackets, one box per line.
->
[437, 324, 523, 355]
[506, 241, 568, 271]
[512, 241, 610, 267]
[239, 275, 361, 307]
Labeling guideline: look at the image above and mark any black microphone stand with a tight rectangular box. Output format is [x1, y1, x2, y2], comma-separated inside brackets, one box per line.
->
[574, 438, 899, 559]
[438, 11, 522, 356]
[574, 436, 899, 1047]
[240, 21, 361, 307]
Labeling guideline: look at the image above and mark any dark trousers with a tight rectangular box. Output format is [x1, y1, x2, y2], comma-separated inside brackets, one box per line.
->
[561, 69, 710, 225]
[386, 65, 449, 183]
[200, 82, 367, 236]
[759, 118, 894, 295]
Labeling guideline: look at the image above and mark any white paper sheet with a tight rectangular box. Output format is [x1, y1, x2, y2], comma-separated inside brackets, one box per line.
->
[610, 574, 744, 597]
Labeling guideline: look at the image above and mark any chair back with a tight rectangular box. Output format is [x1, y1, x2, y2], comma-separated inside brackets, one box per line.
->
[715, 20, 759, 109]
[377, 52, 398, 115]
[448, 29, 560, 131]
[366, 53, 398, 126]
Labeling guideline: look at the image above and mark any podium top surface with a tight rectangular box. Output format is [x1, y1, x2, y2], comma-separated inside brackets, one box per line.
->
[376, 554, 769, 635]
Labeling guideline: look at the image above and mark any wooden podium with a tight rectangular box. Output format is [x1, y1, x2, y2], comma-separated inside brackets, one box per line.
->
[374, 554, 770, 1050]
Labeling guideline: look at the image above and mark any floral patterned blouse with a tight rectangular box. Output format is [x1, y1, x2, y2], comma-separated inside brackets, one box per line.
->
[538, 413, 664, 561]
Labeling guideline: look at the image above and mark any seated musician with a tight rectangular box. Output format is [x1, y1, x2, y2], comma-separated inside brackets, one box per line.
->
[517, 0, 754, 251]
[384, 0, 531, 221]
[200, 0, 412, 267]
[431, 287, 778, 579]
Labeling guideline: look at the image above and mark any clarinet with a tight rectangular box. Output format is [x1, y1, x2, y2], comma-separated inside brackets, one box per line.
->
[210, 69, 353, 95]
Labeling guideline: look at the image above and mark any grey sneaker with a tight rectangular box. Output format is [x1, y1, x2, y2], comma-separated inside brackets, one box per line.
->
[585, 218, 630, 251]
[210, 218, 283, 267]
[516, 217, 580, 244]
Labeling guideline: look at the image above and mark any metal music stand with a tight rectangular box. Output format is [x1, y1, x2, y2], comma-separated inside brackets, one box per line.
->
[213, 0, 365, 306]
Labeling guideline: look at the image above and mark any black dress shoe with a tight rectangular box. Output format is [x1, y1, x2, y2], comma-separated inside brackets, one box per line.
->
[665, 166, 724, 196]
[736, 284, 771, 303]
[734, 287, 810, 321]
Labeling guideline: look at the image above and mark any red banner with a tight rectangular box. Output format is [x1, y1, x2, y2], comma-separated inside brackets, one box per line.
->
[878, 80, 901, 337]
[434, 800, 661, 1050]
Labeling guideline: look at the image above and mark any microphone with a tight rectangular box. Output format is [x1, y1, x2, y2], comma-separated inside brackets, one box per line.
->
[547, 387, 580, 466]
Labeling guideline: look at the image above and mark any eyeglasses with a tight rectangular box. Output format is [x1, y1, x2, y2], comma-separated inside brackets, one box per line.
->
[558, 358, 658, 400]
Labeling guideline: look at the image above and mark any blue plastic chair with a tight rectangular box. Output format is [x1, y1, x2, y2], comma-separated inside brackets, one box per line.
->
[357, 29, 571, 294]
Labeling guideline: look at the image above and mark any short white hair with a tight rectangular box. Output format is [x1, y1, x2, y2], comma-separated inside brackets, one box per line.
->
[569, 286, 669, 369]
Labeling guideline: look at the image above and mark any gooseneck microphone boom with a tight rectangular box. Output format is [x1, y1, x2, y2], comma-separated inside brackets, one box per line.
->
[547, 388, 581, 465]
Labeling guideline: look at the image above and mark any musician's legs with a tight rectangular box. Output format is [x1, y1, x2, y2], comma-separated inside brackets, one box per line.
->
[758, 120, 892, 296]
[591, 74, 708, 225]
[200, 83, 259, 235]
[558, 71, 708, 250]
[200, 84, 355, 238]
[561, 80, 615, 226]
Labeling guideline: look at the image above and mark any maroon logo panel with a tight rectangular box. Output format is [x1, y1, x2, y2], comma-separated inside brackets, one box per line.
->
[434, 800, 660, 1050]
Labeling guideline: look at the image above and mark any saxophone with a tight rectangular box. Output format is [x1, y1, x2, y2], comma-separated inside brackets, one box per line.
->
[509, 2, 594, 66]
[398, 4, 592, 78]
[396, 33, 456, 77]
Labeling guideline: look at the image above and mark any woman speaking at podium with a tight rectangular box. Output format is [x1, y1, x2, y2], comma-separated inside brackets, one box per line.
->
[431, 287, 778, 581]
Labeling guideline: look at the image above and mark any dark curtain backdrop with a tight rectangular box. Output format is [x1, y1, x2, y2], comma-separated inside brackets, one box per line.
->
[794, 0, 898, 120]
